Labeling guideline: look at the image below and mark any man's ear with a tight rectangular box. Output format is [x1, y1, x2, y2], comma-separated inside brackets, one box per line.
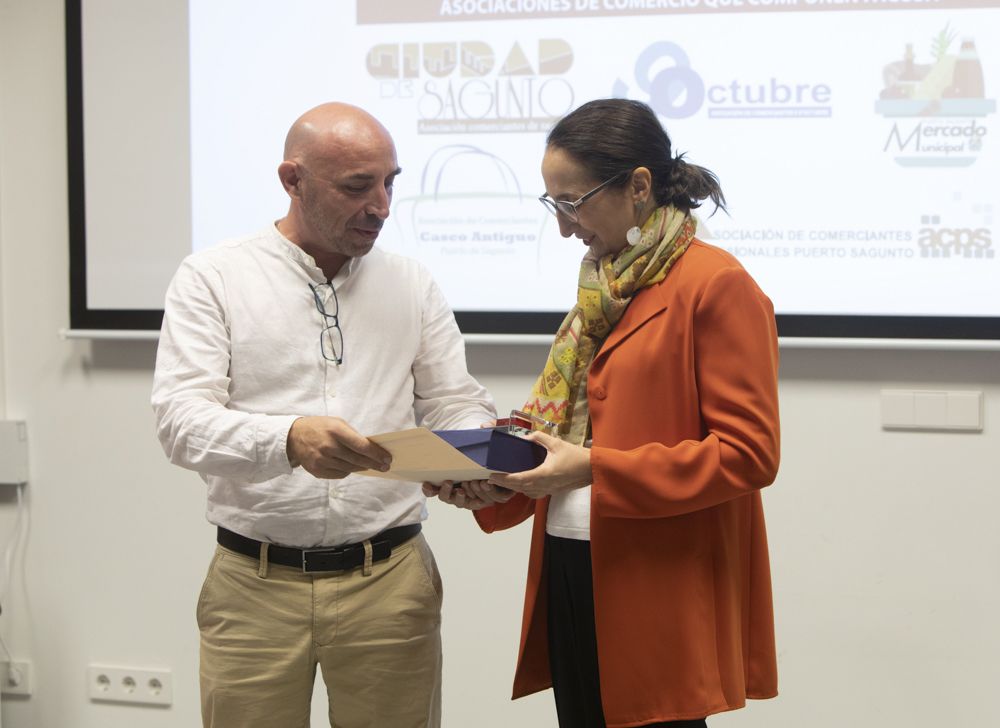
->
[630, 166, 652, 203]
[278, 161, 302, 198]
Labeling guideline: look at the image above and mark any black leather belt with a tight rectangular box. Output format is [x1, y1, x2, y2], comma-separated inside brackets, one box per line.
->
[217, 523, 421, 574]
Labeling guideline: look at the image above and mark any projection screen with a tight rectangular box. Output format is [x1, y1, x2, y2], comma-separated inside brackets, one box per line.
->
[66, 0, 1000, 338]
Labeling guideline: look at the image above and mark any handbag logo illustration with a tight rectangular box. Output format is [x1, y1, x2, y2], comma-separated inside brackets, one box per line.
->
[392, 145, 551, 305]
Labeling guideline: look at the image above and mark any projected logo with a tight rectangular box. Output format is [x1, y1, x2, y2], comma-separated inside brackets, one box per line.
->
[876, 25, 996, 167]
[613, 42, 832, 119]
[391, 144, 548, 273]
[367, 40, 575, 133]
[612, 42, 704, 119]
[917, 213, 994, 259]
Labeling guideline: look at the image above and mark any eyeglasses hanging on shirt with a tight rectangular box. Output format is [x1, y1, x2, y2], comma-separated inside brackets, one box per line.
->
[309, 282, 344, 365]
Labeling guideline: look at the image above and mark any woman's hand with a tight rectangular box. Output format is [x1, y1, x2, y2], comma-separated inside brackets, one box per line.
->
[422, 479, 514, 511]
[488, 432, 592, 499]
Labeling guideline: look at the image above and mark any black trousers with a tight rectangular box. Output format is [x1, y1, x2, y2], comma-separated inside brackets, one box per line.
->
[546, 535, 707, 728]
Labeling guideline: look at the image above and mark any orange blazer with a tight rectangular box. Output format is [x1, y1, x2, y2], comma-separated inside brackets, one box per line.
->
[476, 240, 781, 727]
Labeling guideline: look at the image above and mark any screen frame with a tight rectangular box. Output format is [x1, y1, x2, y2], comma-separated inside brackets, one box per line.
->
[64, 0, 1000, 340]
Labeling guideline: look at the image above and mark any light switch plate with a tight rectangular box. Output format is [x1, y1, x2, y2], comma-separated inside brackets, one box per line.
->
[881, 390, 984, 431]
[913, 391, 948, 427]
[881, 390, 915, 428]
[945, 391, 984, 430]
[0, 421, 28, 484]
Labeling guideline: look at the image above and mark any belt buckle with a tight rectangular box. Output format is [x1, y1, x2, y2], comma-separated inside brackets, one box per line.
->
[300, 538, 394, 573]
[301, 546, 347, 573]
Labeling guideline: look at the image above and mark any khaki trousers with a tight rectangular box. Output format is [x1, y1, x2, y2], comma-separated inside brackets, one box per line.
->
[197, 533, 443, 728]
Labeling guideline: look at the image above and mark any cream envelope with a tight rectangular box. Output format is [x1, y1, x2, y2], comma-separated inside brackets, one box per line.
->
[359, 427, 493, 483]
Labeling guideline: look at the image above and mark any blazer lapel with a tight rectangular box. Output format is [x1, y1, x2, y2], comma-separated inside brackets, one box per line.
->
[594, 283, 669, 363]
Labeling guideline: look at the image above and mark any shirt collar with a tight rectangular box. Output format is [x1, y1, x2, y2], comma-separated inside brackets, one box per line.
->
[267, 222, 363, 284]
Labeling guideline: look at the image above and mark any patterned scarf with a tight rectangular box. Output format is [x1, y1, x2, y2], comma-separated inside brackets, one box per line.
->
[523, 206, 695, 445]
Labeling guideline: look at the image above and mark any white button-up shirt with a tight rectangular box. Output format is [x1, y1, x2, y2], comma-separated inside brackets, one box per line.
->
[152, 224, 495, 547]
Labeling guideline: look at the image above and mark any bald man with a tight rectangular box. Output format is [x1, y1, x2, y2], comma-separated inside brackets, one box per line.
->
[152, 103, 495, 728]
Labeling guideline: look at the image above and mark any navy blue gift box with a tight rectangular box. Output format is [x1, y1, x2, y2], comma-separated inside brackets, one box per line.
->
[433, 428, 546, 473]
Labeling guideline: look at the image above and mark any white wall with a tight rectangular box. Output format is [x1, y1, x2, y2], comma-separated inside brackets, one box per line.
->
[1, 1, 998, 727]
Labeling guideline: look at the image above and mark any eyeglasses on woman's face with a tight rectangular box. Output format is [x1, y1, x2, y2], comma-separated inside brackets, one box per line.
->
[538, 172, 627, 224]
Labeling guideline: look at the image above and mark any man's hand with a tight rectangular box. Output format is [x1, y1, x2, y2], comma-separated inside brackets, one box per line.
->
[287, 416, 392, 479]
[488, 432, 592, 499]
[422, 480, 514, 511]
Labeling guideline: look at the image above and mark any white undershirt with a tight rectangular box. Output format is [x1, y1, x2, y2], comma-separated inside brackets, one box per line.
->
[545, 439, 593, 541]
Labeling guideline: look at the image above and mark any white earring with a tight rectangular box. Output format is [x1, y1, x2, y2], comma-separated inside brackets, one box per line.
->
[626, 199, 645, 245]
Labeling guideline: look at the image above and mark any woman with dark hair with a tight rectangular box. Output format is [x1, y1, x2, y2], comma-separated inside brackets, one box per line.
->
[426, 98, 781, 728]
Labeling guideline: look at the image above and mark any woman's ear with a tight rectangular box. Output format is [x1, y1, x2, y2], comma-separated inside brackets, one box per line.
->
[630, 166, 652, 204]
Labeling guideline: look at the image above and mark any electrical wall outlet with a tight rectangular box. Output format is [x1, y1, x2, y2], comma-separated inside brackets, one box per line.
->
[2, 660, 32, 696]
[87, 665, 172, 706]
